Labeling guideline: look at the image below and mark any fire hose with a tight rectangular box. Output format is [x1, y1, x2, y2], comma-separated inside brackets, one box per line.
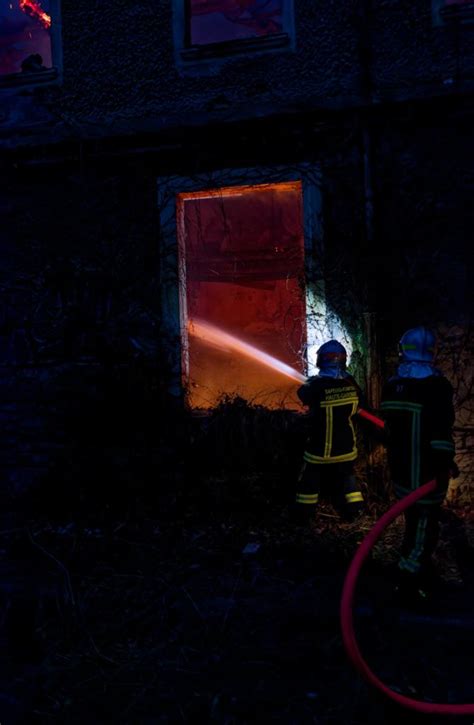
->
[186, 321, 472, 713]
[340, 409, 474, 715]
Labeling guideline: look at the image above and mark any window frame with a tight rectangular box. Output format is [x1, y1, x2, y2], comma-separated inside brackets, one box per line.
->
[0, 0, 62, 90]
[432, 0, 474, 26]
[173, 0, 295, 72]
[157, 163, 323, 402]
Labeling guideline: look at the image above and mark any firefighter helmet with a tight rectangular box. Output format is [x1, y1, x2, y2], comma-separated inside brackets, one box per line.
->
[398, 327, 436, 363]
[316, 340, 347, 370]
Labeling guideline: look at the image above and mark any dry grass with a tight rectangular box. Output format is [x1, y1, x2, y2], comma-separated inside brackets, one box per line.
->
[2, 398, 472, 723]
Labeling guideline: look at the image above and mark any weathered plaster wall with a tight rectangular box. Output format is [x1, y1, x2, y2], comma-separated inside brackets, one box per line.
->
[57, 1, 474, 121]
[57, 0, 361, 125]
[2, 1, 474, 145]
[0, 0, 472, 507]
[370, 1, 474, 94]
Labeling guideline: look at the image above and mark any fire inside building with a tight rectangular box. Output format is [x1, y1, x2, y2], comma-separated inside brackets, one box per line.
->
[170, 178, 351, 411]
[0, 0, 473, 721]
[0, 0, 52, 77]
[178, 181, 307, 410]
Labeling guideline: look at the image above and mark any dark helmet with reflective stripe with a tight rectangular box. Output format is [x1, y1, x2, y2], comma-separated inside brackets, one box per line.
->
[316, 340, 347, 370]
[399, 326, 436, 363]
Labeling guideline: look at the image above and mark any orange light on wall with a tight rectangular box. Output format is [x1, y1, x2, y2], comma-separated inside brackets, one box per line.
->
[177, 181, 307, 410]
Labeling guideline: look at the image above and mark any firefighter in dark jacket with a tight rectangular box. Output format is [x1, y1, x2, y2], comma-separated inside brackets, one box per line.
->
[295, 340, 365, 523]
[381, 326, 457, 603]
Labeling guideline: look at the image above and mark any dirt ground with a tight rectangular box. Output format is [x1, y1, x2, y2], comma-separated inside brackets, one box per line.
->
[1, 481, 473, 725]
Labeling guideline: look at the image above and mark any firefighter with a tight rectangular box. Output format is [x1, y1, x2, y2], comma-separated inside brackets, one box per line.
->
[381, 326, 457, 605]
[294, 340, 365, 523]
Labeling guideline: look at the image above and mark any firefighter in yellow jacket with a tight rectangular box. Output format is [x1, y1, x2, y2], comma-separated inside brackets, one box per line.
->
[294, 340, 365, 523]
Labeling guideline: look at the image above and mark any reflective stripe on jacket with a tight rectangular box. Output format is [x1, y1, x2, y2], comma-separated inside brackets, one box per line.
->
[297, 375, 362, 463]
[381, 374, 455, 503]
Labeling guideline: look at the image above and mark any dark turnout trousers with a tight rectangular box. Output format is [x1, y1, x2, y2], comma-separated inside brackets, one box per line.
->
[295, 461, 364, 520]
[399, 504, 442, 578]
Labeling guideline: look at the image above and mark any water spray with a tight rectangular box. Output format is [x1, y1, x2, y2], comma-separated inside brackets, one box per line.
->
[188, 318, 306, 384]
[189, 318, 378, 424]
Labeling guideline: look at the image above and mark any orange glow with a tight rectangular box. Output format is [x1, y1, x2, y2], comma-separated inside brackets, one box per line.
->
[177, 180, 301, 201]
[177, 181, 307, 410]
[20, 0, 51, 29]
[189, 319, 306, 383]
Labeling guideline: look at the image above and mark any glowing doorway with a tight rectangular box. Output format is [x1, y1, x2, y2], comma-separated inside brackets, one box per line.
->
[177, 181, 307, 410]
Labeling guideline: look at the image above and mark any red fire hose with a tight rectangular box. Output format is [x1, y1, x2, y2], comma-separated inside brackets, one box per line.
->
[340, 410, 474, 715]
[356, 407, 385, 429]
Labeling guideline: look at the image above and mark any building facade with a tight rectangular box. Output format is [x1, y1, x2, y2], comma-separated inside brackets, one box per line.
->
[1, 0, 473, 502]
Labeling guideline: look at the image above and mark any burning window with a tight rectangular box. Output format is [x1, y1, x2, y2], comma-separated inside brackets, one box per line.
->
[186, 0, 285, 45]
[177, 181, 307, 410]
[0, 0, 53, 78]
